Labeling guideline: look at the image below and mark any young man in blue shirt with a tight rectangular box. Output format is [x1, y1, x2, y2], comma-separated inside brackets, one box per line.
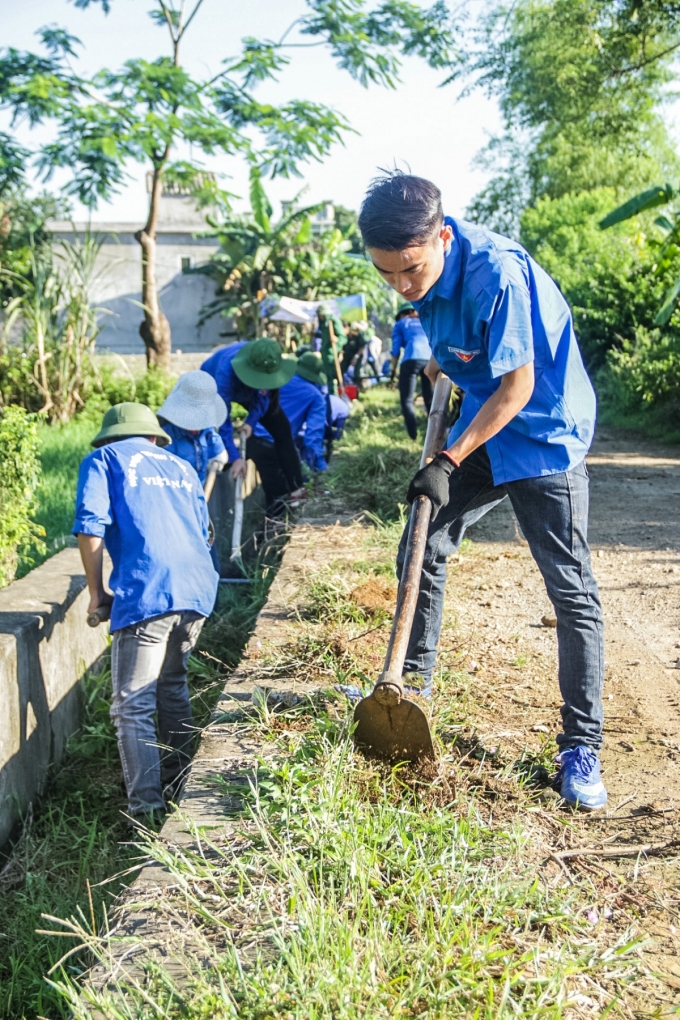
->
[390, 301, 433, 439]
[359, 171, 606, 811]
[73, 402, 219, 822]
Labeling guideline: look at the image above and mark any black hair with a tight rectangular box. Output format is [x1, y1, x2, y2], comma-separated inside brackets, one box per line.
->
[358, 170, 443, 251]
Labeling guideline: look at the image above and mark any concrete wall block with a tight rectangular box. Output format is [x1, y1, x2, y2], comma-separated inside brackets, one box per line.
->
[0, 549, 109, 847]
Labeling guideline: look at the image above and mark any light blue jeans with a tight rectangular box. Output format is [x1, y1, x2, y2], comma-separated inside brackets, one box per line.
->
[110, 611, 205, 816]
[397, 445, 604, 751]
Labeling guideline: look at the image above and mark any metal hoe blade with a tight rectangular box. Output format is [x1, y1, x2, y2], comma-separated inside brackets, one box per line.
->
[354, 692, 434, 762]
[352, 374, 453, 763]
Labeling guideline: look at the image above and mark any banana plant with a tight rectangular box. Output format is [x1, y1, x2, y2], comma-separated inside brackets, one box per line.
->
[196, 166, 330, 338]
[600, 184, 680, 324]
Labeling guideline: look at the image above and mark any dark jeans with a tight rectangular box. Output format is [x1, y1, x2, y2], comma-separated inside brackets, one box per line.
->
[110, 611, 205, 816]
[397, 446, 604, 751]
[246, 401, 303, 508]
[399, 359, 434, 439]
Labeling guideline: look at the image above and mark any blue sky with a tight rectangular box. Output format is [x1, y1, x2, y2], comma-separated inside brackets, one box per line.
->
[2, 0, 504, 223]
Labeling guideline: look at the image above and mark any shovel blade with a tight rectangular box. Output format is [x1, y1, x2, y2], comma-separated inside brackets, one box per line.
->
[353, 693, 435, 763]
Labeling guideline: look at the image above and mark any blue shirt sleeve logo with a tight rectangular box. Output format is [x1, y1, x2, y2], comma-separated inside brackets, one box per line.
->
[448, 346, 481, 362]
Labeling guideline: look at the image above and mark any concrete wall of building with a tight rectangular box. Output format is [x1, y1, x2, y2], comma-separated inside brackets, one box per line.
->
[50, 194, 235, 356]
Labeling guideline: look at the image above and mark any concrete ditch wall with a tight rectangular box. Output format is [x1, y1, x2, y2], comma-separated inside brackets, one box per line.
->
[0, 549, 109, 847]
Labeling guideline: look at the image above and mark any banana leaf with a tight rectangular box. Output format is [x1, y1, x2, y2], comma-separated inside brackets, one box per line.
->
[599, 184, 675, 229]
[654, 274, 680, 325]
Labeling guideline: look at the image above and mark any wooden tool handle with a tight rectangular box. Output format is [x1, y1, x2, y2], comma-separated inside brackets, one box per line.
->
[327, 320, 345, 395]
[420, 372, 453, 468]
[377, 373, 453, 701]
[230, 430, 247, 561]
[87, 603, 111, 628]
[203, 466, 218, 502]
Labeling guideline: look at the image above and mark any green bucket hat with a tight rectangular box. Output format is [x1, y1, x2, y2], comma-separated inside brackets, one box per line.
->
[296, 351, 327, 386]
[232, 338, 297, 390]
[397, 300, 414, 316]
[91, 402, 171, 448]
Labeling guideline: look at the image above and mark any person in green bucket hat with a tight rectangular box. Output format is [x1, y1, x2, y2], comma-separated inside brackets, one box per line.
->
[296, 350, 327, 386]
[73, 402, 218, 826]
[249, 350, 331, 509]
[202, 338, 304, 502]
[91, 401, 171, 448]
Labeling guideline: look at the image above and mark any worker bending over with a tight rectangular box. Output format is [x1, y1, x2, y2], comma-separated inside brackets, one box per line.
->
[157, 371, 228, 485]
[390, 301, 433, 439]
[359, 171, 606, 811]
[251, 352, 329, 512]
[201, 338, 303, 502]
[73, 403, 218, 823]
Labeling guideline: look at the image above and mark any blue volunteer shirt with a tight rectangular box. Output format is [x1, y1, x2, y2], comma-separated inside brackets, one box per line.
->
[73, 437, 219, 631]
[201, 342, 270, 463]
[162, 423, 226, 486]
[390, 316, 432, 362]
[254, 373, 328, 471]
[413, 217, 596, 483]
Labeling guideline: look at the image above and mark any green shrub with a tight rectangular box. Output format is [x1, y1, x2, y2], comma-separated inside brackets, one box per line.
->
[520, 188, 671, 370]
[134, 365, 176, 410]
[598, 325, 680, 432]
[0, 406, 46, 586]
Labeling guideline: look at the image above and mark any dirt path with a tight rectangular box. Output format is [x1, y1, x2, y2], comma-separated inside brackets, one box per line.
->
[447, 426, 680, 1001]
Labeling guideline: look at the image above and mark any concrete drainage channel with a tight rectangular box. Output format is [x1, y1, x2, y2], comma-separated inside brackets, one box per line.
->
[76, 514, 356, 1007]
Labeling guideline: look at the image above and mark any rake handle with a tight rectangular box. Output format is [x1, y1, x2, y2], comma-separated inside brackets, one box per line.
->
[376, 373, 453, 703]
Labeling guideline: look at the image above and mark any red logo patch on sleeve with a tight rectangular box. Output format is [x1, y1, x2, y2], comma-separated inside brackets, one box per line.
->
[448, 346, 480, 363]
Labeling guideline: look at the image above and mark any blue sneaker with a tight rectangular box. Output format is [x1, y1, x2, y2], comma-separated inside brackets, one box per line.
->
[402, 673, 433, 700]
[555, 746, 608, 811]
[334, 684, 364, 702]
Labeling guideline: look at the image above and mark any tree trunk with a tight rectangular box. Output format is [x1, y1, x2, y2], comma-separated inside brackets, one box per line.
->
[135, 165, 172, 372]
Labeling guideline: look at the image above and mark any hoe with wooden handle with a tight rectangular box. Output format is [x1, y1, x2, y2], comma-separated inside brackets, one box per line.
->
[353, 373, 453, 762]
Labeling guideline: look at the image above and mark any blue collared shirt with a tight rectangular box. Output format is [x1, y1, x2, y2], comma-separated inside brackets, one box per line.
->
[390, 317, 432, 362]
[72, 438, 218, 631]
[201, 342, 270, 462]
[162, 423, 226, 485]
[412, 217, 596, 484]
[254, 373, 328, 472]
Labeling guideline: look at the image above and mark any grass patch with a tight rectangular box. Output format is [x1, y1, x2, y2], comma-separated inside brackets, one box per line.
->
[329, 388, 423, 521]
[16, 417, 94, 577]
[0, 556, 278, 1020]
[52, 704, 641, 1019]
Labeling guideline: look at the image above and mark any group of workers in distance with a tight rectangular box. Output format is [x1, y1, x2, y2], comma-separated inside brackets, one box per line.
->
[74, 166, 608, 826]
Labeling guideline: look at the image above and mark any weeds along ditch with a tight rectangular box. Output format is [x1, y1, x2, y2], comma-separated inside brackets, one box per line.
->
[0, 555, 278, 1020]
[50, 511, 650, 1018]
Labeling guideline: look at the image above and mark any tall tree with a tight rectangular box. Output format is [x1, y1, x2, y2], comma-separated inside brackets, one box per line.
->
[0, 0, 458, 370]
[457, 0, 680, 233]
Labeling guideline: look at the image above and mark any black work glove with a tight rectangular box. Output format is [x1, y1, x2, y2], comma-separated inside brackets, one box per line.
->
[406, 452, 458, 521]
